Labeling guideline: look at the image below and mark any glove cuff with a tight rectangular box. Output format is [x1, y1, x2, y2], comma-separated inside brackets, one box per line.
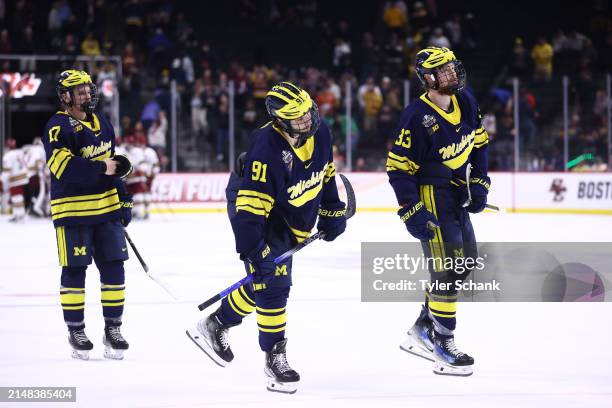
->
[398, 201, 425, 223]
[469, 176, 490, 192]
[244, 241, 271, 263]
[319, 201, 346, 218]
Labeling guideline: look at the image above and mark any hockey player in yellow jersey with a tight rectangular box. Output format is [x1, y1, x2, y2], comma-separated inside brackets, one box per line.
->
[43, 70, 134, 360]
[387, 47, 490, 376]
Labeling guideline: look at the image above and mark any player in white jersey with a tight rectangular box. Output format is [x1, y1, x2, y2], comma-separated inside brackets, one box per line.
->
[22, 137, 49, 217]
[124, 135, 147, 219]
[142, 137, 160, 219]
[2, 138, 29, 222]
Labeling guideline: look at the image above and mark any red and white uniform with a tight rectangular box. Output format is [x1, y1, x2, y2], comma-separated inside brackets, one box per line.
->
[125, 141, 147, 218]
[142, 146, 160, 218]
[23, 140, 49, 216]
[2, 146, 28, 220]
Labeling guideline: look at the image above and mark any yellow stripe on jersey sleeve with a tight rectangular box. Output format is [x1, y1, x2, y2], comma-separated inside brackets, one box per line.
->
[386, 151, 420, 175]
[474, 127, 489, 148]
[47, 148, 74, 179]
[236, 190, 275, 217]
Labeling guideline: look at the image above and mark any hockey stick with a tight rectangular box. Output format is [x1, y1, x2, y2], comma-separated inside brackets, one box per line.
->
[197, 173, 357, 311]
[124, 229, 177, 300]
[461, 163, 501, 212]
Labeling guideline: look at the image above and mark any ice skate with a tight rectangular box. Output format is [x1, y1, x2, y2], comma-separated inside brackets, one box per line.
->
[264, 339, 299, 394]
[68, 328, 93, 360]
[8, 214, 25, 223]
[103, 326, 129, 360]
[186, 310, 234, 367]
[400, 305, 434, 362]
[432, 333, 474, 376]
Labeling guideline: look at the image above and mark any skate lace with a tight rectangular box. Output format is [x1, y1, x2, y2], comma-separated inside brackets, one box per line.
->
[444, 338, 464, 357]
[73, 330, 89, 343]
[273, 353, 291, 373]
[108, 326, 125, 342]
[218, 328, 230, 350]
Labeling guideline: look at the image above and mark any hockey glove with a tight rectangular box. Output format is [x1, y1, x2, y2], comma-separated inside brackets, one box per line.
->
[113, 154, 133, 179]
[244, 241, 276, 285]
[120, 199, 134, 227]
[398, 201, 438, 241]
[317, 201, 347, 242]
[463, 176, 490, 213]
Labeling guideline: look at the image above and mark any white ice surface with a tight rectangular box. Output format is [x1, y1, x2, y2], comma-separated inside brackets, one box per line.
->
[1, 211, 611, 407]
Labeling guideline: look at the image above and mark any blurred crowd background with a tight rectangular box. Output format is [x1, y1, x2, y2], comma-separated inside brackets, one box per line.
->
[0, 0, 611, 172]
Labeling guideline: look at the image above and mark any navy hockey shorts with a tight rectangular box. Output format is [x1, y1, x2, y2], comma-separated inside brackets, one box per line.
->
[54, 220, 129, 267]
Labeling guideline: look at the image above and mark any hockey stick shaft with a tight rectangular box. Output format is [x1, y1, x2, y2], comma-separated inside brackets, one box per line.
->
[197, 174, 357, 312]
[198, 275, 253, 311]
[124, 229, 148, 272]
[124, 229, 177, 300]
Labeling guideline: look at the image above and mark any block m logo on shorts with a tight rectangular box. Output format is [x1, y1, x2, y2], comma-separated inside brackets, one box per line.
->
[74, 246, 87, 256]
[275, 265, 288, 276]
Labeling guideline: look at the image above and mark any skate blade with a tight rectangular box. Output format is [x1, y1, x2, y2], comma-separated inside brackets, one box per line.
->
[103, 348, 125, 360]
[185, 329, 227, 367]
[433, 361, 473, 377]
[400, 333, 434, 362]
[71, 349, 90, 360]
[266, 379, 298, 394]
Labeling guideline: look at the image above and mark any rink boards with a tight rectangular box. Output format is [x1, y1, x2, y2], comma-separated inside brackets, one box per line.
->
[149, 172, 612, 215]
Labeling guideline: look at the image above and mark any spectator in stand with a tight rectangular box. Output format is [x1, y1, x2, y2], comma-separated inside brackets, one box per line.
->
[240, 98, 259, 151]
[141, 98, 161, 131]
[492, 114, 514, 170]
[378, 104, 398, 147]
[531, 37, 554, 82]
[121, 116, 133, 138]
[316, 79, 339, 116]
[148, 28, 172, 75]
[17, 26, 37, 71]
[428, 27, 450, 48]
[383, 1, 408, 38]
[509, 37, 529, 79]
[191, 79, 208, 147]
[0, 28, 11, 54]
[332, 37, 351, 75]
[358, 32, 381, 80]
[148, 110, 168, 165]
[358, 77, 383, 145]
[383, 33, 405, 78]
[124, 0, 145, 43]
[62, 33, 79, 57]
[214, 92, 230, 164]
[380, 76, 402, 112]
[81, 32, 101, 56]
[411, 2, 431, 37]
[444, 15, 462, 48]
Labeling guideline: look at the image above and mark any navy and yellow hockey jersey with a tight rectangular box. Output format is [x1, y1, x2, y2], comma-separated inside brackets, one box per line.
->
[43, 111, 124, 227]
[231, 121, 340, 255]
[386, 90, 489, 206]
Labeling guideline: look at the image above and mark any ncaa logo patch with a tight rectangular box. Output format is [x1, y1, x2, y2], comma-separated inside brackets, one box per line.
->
[422, 114, 436, 128]
[282, 150, 293, 171]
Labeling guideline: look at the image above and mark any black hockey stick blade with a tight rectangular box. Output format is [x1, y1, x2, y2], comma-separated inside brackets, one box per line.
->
[339, 173, 357, 219]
